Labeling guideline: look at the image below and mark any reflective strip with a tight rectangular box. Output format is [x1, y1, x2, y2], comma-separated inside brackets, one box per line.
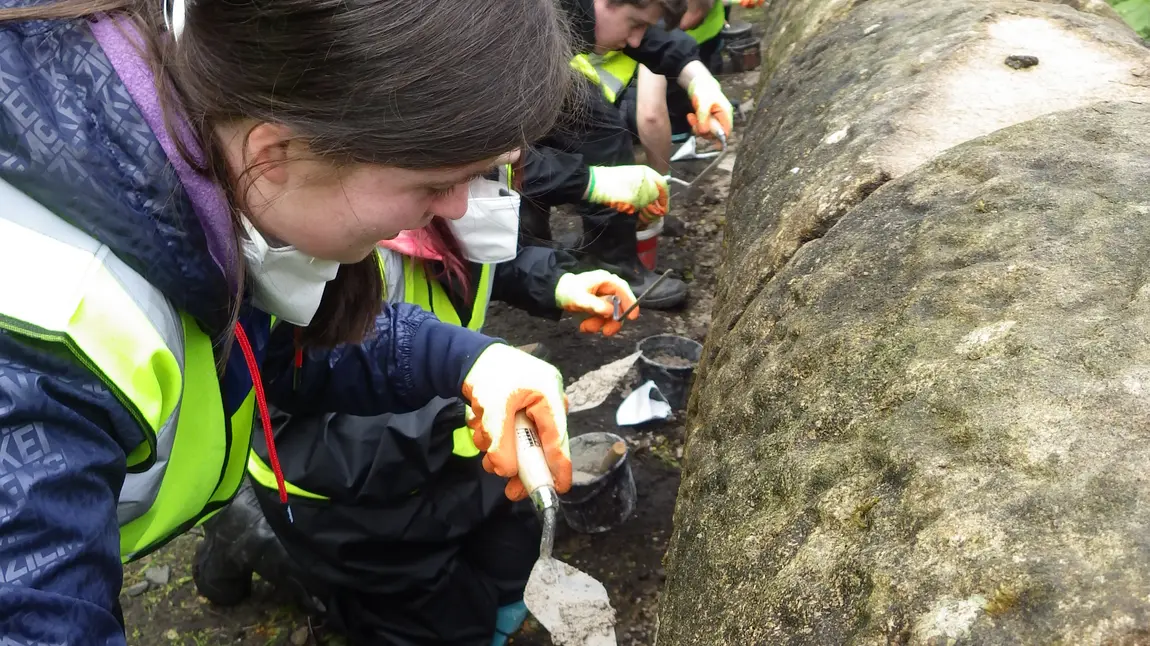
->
[500, 164, 513, 191]
[572, 52, 639, 104]
[686, 0, 726, 44]
[0, 178, 243, 562]
[595, 52, 639, 103]
[572, 54, 624, 103]
[119, 311, 236, 562]
[570, 54, 600, 87]
[0, 179, 183, 524]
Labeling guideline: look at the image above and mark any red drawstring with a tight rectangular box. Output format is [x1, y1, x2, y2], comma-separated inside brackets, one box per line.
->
[233, 321, 293, 523]
[293, 327, 303, 391]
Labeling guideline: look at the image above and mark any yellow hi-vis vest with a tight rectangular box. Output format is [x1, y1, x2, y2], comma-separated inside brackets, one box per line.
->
[571, 52, 639, 105]
[246, 165, 510, 500]
[571, 1, 727, 104]
[0, 178, 255, 563]
[686, 0, 727, 45]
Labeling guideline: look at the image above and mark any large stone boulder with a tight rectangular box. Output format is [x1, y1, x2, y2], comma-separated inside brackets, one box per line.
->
[657, 0, 1150, 642]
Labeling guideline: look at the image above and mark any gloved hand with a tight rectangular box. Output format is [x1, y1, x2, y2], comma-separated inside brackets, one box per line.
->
[554, 270, 639, 337]
[639, 188, 669, 225]
[462, 344, 571, 500]
[687, 75, 734, 139]
[739, 0, 764, 7]
[585, 165, 669, 216]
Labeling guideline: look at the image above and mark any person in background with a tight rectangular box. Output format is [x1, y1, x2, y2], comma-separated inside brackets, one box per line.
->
[0, 0, 578, 642]
[625, 0, 764, 163]
[517, 0, 736, 311]
[194, 164, 638, 646]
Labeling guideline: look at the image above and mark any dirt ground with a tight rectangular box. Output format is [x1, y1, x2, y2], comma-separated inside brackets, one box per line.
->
[120, 45, 761, 646]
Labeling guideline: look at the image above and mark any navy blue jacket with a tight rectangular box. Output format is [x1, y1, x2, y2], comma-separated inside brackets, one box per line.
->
[0, 12, 493, 643]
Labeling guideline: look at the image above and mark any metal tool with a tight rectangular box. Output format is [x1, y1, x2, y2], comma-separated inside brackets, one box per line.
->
[665, 125, 729, 192]
[517, 412, 618, 646]
[611, 269, 674, 322]
[514, 411, 560, 557]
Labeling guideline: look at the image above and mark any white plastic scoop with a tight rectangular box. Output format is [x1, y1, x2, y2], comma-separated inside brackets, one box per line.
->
[514, 412, 618, 646]
[665, 125, 729, 193]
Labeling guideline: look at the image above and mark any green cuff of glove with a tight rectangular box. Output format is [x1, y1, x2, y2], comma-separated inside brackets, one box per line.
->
[584, 168, 597, 201]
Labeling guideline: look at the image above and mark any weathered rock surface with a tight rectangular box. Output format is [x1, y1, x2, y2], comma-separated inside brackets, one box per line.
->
[663, 98, 1150, 644]
[721, 0, 1150, 350]
[757, 0, 1134, 84]
[658, 0, 1150, 642]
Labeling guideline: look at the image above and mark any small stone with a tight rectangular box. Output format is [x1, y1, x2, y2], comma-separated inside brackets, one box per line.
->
[863, 23, 882, 36]
[144, 565, 170, 586]
[290, 626, 309, 646]
[1004, 54, 1039, 70]
[125, 581, 149, 597]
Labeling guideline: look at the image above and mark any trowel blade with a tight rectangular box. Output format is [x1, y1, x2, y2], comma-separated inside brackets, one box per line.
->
[524, 557, 617, 646]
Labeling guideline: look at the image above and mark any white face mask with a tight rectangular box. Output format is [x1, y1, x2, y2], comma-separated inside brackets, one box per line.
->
[446, 177, 521, 264]
[239, 218, 341, 326]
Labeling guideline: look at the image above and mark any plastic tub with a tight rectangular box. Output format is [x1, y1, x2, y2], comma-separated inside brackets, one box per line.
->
[635, 217, 664, 271]
[559, 432, 636, 534]
[722, 22, 760, 73]
[636, 334, 703, 410]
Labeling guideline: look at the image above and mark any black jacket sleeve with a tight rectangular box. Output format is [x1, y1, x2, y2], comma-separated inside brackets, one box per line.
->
[518, 145, 591, 209]
[491, 246, 579, 319]
[623, 27, 701, 79]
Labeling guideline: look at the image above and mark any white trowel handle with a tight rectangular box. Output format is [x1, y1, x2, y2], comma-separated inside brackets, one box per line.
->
[514, 411, 560, 512]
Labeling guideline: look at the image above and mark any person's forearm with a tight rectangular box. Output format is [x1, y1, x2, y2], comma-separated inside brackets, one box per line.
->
[679, 0, 717, 30]
[265, 303, 497, 416]
[676, 59, 713, 92]
[637, 67, 672, 175]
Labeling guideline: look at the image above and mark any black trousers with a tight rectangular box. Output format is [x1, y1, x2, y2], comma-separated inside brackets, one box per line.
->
[253, 461, 541, 646]
[520, 84, 639, 260]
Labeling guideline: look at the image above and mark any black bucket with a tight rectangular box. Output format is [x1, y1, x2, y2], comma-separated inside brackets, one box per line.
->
[636, 334, 703, 410]
[722, 22, 760, 73]
[559, 432, 636, 534]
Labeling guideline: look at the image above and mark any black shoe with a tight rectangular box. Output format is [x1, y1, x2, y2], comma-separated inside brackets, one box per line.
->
[579, 255, 687, 310]
[565, 226, 688, 310]
[193, 485, 261, 606]
[660, 214, 687, 238]
[194, 480, 326, 615]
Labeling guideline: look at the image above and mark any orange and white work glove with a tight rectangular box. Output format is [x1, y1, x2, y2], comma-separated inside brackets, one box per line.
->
[639, 188, 670, 225]
[554, 270, 639, 337]
[739, 0, 764, 7]
[687, 75, 734, 138]
[585, 165, 669, 217]
[462, 344, 571, 501]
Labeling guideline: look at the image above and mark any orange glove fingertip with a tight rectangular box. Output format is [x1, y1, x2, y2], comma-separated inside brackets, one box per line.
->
[579, 317, 605, 334]
[601, 320, 622, 337]
[505, 478, 529, 502]
[548, 453, 573, 494]
[627, 305, 640, 321]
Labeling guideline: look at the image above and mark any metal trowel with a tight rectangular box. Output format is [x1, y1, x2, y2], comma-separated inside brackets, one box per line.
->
[665, 125, 729, 196]
[514, 412, 618, 646]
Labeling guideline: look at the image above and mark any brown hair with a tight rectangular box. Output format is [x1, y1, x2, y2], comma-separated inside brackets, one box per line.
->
[0, 0, 575, 349]
[609, 0, 689, 29]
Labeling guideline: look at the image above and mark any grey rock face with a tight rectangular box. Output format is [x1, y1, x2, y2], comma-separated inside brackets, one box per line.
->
[658, 0, 1150, 642]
